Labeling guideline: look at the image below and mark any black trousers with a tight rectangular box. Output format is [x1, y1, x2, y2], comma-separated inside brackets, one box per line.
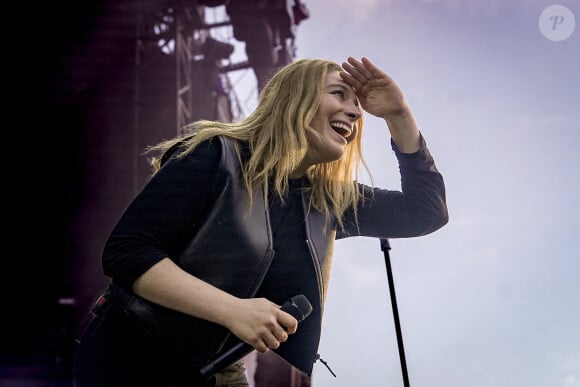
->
[73, 298, 216, 387]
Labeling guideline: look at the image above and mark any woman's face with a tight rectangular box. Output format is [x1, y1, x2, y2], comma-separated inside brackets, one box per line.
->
[305, 70, 361, 166]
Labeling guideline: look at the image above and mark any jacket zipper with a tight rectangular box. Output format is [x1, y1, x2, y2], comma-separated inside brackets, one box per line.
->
[314, 353, 337, 377]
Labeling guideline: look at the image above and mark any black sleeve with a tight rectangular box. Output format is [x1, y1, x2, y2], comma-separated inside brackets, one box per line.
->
[102, 138, 222, 290]
[338, 133, 448, 239]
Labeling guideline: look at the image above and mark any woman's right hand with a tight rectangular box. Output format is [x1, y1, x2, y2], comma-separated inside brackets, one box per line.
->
[226, 297, 298, 352]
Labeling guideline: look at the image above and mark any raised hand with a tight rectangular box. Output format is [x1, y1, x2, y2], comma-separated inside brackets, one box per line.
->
[340, 56, 408, 120]
[340, 56, 420, 153]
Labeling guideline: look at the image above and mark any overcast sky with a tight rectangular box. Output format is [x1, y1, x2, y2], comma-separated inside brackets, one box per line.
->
[212, 1, 580, 386]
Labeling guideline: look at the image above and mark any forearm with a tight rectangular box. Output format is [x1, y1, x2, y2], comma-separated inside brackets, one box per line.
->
[384, 106, 420, 154]
[132, 257, 238, 329]
[132, 257, 297, 352]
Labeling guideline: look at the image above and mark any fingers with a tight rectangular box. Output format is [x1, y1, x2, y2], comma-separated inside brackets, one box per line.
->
[342, 56, 373, 83]
[267, 309, 295, 347]
[251, 307, 297, 352]
[340, 62, 365, 89]
[269, 325, 290, 350]
[253, 321, 291, 353]
[233, 298, 299, 353]
[341, 56, 389, 87]
[360, 56, 386, 77]
[278, 309, 299, 334]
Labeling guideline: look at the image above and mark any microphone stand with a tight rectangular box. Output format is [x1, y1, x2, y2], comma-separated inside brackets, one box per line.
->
[380, 238, 410, 387]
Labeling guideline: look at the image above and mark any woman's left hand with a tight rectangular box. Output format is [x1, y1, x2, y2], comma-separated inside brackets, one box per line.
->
[340, 56, 408, 120]
[340, 56, 421, 153]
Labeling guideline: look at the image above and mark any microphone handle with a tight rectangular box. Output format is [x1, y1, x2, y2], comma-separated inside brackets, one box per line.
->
[199, 342, 253, 379]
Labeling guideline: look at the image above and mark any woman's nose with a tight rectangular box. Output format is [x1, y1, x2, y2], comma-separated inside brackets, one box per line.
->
[345, 104, 362, 120]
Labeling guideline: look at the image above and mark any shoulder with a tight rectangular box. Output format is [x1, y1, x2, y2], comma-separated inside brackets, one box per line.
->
[160, 135, 250, 176]
[193, 135, 245, 156]
[212, 136, 251, 165]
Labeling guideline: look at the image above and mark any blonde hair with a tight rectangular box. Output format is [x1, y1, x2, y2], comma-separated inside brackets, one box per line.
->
[147, 58, 370, 231]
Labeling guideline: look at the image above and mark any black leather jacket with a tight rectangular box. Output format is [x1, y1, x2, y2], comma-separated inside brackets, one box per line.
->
[111, 134, 448, 376]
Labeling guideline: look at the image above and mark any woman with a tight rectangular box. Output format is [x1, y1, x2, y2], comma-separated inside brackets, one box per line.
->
[73, 56, 448, 386]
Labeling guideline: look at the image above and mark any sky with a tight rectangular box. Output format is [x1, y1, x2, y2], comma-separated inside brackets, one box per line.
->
[210, 1, 580, 386]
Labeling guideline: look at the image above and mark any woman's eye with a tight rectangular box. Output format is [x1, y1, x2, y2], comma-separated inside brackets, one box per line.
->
[332, 90, 345, 97]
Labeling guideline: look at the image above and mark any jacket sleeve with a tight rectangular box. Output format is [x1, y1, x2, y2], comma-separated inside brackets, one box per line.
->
[338, 133, 448, 239]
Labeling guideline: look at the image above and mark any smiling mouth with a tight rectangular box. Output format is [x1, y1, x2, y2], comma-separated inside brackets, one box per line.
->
[330, 122, 352, 139]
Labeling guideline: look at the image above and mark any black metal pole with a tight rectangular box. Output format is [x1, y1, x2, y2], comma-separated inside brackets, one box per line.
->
[380, 238, 410, 387]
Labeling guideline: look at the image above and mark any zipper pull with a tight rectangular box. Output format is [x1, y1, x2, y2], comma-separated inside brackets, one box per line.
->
[314, 353, 337, 377]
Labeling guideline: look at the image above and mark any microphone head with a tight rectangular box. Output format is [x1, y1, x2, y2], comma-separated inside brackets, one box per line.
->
[281, 294, 313, 322]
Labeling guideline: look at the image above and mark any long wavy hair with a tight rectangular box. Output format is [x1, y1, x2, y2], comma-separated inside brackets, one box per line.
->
[147, 58, 370, 231]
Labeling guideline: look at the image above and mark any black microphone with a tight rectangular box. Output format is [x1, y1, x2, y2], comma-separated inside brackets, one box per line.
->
[199, 294, 313, 379]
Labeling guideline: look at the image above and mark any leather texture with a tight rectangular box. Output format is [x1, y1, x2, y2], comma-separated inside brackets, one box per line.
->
[111, 136, 333, 373]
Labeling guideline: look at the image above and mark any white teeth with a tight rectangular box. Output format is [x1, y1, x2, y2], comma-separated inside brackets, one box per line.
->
[330, 122, 352, 137]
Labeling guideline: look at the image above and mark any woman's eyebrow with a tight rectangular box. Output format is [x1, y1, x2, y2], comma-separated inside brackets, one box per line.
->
[326, 82, 350, 89]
